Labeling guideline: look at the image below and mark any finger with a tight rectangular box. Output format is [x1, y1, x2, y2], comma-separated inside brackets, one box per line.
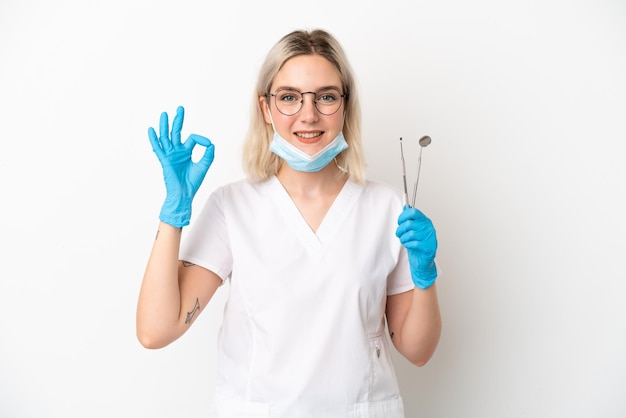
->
[148, 127, 165, 160]
[187, 133, 213, 147]
[398, 229, 424, 246]
[398, 206, 426, 224]
[171, 106, 184, 146]
[396, 217, 432, 238]
[399, 227, 437, 247]
[159, 111, 171, 151]
[400, 229, 437, 251]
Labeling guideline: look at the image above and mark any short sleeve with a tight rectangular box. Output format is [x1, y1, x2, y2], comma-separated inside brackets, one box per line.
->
[179, 187, 233, 281]
[386, 245, 415, 295]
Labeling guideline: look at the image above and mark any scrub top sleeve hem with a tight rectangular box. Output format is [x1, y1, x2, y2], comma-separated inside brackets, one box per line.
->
[178, 256, 229, 282]
[387, 282, 416, 296]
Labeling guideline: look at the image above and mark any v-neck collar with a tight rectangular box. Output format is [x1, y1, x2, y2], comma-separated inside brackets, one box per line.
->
[268, 176, 363, 255]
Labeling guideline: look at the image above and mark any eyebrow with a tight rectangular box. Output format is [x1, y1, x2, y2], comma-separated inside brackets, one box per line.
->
[273, 85, 342, 92]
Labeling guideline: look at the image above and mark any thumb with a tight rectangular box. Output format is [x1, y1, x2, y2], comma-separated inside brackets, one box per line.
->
[186, 134, 215, 171]
[197, 143, 215, 171]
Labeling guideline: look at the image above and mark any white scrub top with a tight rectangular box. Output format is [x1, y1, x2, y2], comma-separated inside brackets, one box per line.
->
[180, 176, 414, 418]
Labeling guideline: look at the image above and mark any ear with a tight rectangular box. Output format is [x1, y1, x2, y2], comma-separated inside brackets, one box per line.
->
[260, 96, 272, 125]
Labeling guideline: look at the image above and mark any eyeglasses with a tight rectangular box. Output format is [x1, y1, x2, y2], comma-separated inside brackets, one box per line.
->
[267, 87, 347, 116]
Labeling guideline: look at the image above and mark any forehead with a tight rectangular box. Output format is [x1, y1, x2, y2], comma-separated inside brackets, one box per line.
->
[272, 54, 342, 90]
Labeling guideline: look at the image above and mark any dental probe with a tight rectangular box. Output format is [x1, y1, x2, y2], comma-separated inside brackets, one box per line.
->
[399, 137, 410, 207]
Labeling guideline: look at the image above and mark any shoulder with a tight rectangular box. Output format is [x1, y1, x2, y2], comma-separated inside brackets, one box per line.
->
[347, 179, 404, 217]
[209, 177, 275, 204]
[213, 177, 269, 193]
[363, 179, 401, 194]
[361, 179, 403, 204]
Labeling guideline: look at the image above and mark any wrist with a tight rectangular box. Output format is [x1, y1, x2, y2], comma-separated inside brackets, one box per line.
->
[411, 261, 437, 290]
[159, 195, 192, 228]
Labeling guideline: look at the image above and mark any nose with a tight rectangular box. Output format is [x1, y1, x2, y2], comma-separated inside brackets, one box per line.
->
[299, 92, 319, 122]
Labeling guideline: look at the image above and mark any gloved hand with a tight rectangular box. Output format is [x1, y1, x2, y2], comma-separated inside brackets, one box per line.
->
[396, 206, 438, 289]
[148, 106, 215, 228]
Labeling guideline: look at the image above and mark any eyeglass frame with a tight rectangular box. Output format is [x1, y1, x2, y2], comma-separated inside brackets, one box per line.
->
[265, 87, 348, 116]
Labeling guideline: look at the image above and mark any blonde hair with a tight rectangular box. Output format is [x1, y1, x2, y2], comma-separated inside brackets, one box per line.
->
[242, 29, 365, 183]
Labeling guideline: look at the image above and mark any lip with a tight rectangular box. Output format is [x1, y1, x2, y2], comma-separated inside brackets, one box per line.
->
[294, 131, 324, 144]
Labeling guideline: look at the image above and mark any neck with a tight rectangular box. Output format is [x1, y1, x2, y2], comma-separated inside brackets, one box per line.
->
[276, 161, 348, 197]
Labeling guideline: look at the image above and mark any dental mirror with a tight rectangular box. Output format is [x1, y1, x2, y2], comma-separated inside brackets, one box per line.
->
[411, 135, 432, 207]
[418, 135, 432, 147]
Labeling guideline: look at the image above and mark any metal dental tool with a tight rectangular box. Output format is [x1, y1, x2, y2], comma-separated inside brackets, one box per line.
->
[411, 135, 431, 207]
[399, 137, 410, 207]
[399, 135, 432, 207]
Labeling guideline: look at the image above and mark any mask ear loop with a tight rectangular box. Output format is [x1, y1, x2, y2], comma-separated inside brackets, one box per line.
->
[334, 158, 348, 173]
[334, 109, 348, 173]
[265, 99, 277, 132]
[265, 99, 286, 171]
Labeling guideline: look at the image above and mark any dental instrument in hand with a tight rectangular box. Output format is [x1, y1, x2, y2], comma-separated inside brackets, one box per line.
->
[411, 135, 431, 207]
[399, 135, 432, 207]
[399, 137, 410, 207]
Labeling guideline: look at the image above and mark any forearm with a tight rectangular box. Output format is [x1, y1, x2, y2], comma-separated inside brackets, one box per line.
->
[136, 222, 185, 348]
[395, 284, 441, 366]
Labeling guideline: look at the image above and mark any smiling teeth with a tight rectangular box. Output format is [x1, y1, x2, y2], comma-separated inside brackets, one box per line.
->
[297, 132, 321, 139]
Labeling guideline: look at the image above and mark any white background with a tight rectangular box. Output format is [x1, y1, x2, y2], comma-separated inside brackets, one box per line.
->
[1, 0, 625, 417]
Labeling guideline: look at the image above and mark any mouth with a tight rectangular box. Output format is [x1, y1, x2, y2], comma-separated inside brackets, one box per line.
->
[294, 131, 324, 144]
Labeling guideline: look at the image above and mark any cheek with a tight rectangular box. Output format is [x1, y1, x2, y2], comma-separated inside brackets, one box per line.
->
[328, 114, 345, 135]
[268, 114, 296, 139]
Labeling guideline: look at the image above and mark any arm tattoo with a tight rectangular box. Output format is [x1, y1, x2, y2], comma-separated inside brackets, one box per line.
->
[185, 298, 201, 324]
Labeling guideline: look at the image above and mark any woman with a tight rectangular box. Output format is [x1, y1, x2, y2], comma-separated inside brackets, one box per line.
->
[137, 28, 441, 418]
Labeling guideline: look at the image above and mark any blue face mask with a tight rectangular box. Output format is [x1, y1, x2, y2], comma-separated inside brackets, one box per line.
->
[269, 130, 349, 172]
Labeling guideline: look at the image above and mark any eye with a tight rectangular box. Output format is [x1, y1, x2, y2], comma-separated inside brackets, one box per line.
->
[317, 90, 340, 103]
[277, 92, 300, 103]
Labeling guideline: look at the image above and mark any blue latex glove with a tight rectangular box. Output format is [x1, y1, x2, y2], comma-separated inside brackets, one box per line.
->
[148, 106, 214, 227]
[396, 206, 438, 289]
